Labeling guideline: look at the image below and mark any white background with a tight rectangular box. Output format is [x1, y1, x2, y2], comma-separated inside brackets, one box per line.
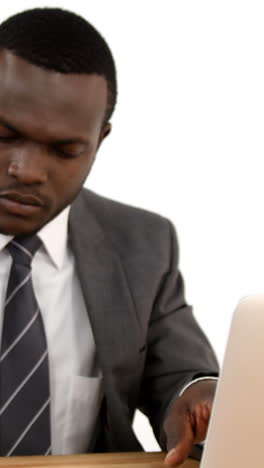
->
[1, 0, 264, 451]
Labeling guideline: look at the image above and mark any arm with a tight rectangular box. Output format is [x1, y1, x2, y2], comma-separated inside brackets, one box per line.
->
[138, 220, 218, 462]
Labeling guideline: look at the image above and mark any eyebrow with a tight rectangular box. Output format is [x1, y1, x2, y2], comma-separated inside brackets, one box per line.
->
[0, 117, 89, 146]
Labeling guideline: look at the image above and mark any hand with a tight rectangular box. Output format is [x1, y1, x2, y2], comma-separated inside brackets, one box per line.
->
[162, 380, 217, 467]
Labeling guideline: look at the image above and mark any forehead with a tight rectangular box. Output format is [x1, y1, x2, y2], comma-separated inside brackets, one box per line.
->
[0, 50, 108, 138]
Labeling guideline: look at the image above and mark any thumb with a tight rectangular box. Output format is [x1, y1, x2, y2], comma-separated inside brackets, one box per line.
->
[164, 409, 194, 466]
[165, 431, 194, 467]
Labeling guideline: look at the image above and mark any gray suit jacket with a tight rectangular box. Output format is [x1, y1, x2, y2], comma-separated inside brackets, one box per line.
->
[68, 188, 218, 453]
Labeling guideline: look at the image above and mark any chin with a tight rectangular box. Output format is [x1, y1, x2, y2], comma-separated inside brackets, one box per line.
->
[0, 216, 45, 237]
[0, 225, 38, 237]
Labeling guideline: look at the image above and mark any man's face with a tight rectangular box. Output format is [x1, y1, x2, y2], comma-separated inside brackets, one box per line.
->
[0, 50, 110, 236]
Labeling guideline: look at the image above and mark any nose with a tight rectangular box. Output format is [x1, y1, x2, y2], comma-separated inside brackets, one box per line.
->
[7, 144, 48, 185]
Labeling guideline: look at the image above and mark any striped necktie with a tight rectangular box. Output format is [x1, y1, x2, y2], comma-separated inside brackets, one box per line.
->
[0, 235, 51, 456]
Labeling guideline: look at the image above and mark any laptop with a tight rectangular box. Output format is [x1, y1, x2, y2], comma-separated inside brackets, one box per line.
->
[201, 294, 264, 468]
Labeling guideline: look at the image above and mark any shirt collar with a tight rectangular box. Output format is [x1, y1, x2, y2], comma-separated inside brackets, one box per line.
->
[0, 206, 70, 270]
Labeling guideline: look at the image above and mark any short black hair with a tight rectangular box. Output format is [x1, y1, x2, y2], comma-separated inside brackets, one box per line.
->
[0, 7, 117, 123]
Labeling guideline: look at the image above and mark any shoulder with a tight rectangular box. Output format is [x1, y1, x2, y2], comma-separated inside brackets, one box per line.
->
[72, 189, 178, 260]
[77, 188, 172, 234]
[80, 189, 168, 226]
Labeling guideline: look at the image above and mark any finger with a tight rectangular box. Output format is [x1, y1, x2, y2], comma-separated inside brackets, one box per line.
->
[192, 402, 212, 444]
[164, 435, 194, 467]
[164, 414, 194, 467]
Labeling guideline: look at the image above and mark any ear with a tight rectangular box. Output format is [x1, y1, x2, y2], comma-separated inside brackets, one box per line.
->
[97, 122, 112, 150]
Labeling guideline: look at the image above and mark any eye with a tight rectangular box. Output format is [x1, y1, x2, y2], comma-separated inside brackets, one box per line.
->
[54, 148, 79, 159]
[53, 142, 87, 159]
[0, 135, 18, 143]
[0, 125, 19, 142]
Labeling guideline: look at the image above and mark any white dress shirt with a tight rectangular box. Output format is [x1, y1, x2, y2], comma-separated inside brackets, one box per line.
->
[0, 208, 103, 455]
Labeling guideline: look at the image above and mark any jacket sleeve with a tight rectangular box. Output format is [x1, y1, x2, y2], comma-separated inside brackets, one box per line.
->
[137, 220, 219, 446]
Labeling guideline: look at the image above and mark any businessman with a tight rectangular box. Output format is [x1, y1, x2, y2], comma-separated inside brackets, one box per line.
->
[0, 8, 218, 465]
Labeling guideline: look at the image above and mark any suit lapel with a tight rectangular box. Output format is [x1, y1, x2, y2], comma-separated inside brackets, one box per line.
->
[67, 190, 144, 450]
[68, 191, 143, 379]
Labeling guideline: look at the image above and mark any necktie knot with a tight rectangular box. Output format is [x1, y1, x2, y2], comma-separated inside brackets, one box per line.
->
[7, 235, 42, 267]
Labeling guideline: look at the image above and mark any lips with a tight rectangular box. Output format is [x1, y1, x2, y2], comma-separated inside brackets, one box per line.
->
[0, 191, 45, 216]
[0, 191, 44, 206]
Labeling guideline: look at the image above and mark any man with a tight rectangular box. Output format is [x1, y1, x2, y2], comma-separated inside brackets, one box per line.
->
[0, 7, 218, 465]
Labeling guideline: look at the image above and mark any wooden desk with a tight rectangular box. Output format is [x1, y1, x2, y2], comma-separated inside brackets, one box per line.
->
[0, 452, 199, 468]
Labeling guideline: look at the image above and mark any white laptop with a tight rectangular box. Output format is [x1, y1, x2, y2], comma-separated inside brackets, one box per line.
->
[201, 295, 264, 468]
